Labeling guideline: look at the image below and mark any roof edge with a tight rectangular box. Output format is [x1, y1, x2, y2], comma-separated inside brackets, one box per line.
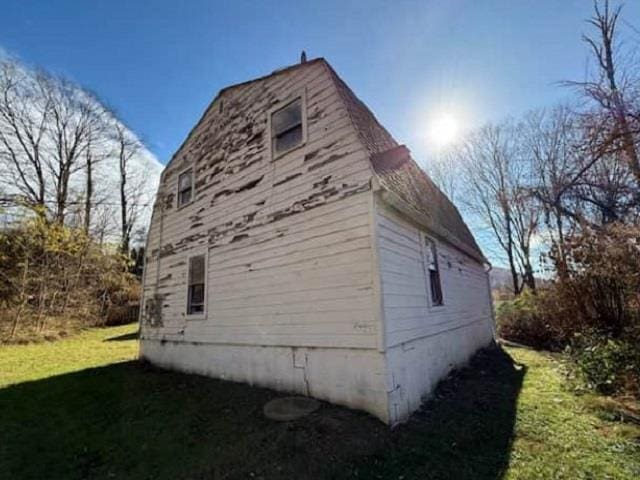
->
[377, 185, 488, 265]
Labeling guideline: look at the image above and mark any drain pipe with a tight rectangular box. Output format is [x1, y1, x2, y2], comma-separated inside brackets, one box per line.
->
[484, 262, 497, 340]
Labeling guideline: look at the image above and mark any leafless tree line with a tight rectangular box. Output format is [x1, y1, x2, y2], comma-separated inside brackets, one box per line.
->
[0, 57, 154, 339]
[429, 1, 639, 294]
[0, 56, 151, 252]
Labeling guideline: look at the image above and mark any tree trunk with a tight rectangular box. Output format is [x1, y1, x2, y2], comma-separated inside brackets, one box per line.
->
[119, 149, 129, 255]
[594, 0, 640, 187]
[84, 148, 93, 235]
[10, 258, 30, 339]
[522, 257, 536, 292]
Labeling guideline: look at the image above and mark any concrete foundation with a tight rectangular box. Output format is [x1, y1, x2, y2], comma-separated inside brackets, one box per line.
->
[385, 319, 494, 424]
[141, 317, 493, 426]
[140, 339, 390, 423]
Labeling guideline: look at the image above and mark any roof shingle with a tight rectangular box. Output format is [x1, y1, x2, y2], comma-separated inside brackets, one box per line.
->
[370, 146, 485, 262]
[325, 62, 485, 262]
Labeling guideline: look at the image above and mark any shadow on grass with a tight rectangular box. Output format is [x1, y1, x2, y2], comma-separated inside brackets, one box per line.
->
[104, 331, 139, 342]
[352, 345, 527, 480]
[0, 345, 524, 480]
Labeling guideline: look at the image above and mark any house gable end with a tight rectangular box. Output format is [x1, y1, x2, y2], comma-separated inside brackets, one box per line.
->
[142, 58, 378, 350]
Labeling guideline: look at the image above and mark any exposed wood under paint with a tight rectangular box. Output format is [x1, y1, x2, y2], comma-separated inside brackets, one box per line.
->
[142, 61, 377, 350]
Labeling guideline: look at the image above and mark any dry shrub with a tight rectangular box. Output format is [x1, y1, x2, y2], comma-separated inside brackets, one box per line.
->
[0, 216, 140, 342]
[497, 289, 567, 350]
[497, 224, 640, 396]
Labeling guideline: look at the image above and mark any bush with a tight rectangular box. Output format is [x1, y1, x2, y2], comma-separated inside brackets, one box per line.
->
[497, 287, 576, 349]
[568, 335, 640, 396]
[497, 289, 552, 349]
[556, 224, 640, 338]
[498, 224, 640, 398]
[0, 216, 140, 342]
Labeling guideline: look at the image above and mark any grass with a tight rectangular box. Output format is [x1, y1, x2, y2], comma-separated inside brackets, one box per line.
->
[0, 324, 638, 479]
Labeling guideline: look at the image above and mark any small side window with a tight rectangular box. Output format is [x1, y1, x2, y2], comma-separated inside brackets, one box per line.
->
[178, 169, 193, 207]
[187, 254, 206, 315]
[424, 237, 443, 306]
[271, 97, 304, 156]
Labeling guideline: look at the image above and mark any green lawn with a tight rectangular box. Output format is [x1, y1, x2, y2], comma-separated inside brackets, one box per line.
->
[0, 324, 638, 480]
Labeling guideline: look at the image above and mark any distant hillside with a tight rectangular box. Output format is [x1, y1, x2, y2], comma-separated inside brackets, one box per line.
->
[490, 266, 549, 293]
[489, 267, 516, 291]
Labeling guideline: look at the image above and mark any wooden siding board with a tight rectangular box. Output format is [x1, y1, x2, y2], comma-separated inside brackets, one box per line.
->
[375, 202, 493, 349]
[141, 60, 378, 349]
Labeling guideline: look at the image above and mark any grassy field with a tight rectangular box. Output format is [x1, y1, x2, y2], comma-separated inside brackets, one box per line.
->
[0, 324, 638, 479]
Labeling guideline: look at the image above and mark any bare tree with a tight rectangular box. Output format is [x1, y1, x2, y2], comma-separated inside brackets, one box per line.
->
[83, 139, 94, 234]
[0, 58, 109, 224]
[0, 60, 50, 212]
[510, 184, 539, 292]
[42, 75, 104, 224]
[424, 147, 462, 204]
[523, 107, 582, 275]
[113, 122, 143, 254]
[81, 111, 113, 235]
[571, 0, 640, 188]
[458, 122, 539, 294]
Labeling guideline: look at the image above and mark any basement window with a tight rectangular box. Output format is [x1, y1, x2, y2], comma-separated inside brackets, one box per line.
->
[271, 97, 304, 157]
[187, 254, 206, 315]
[177, 168, 193, 207]
[424, 236, 444, 306]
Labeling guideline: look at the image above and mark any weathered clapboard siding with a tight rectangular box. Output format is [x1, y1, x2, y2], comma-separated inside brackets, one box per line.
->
[141, 60, 379, 350]
[375, 202, 493, 349]
[374, 199, 495, 424]
[140, 57, 494, 425]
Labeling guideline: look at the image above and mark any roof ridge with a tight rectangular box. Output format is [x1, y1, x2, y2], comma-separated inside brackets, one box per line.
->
[218, 57, 326, 96]
[163, 58, 326, 171]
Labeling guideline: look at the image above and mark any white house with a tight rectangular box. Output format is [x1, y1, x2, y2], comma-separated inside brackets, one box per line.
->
[140, 57, 495, 425]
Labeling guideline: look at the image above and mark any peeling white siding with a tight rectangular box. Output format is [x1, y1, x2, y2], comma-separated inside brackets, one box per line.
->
[140, 59, 494, 425]
[141, 61, 378, 349]
[140, 61, 389, 420]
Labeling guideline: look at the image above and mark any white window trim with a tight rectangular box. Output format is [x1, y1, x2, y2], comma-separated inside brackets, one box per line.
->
[267, 88, 308, 161]
[185, 249, 208, 320]
[421, 233, 445, 309]
[176, 165, 195, 209]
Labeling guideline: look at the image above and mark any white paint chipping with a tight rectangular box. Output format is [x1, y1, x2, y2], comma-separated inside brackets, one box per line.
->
[140, 59, 494, 425]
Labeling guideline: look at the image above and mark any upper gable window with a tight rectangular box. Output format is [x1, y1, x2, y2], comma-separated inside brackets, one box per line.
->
[177, 168, 193, 207]
[423, 236, 444, 306]
[271, 97, 304, 156]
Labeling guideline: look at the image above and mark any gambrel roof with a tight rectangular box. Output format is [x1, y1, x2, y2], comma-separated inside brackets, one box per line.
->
[325, 61, 485, 263]
[369, 145, 485, 263]
[166, 57, 485, 263]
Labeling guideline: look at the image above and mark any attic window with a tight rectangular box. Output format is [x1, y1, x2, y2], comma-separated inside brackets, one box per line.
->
[424, 236, 444, 306]
[187, 254, 206, 315]
[177, 168, 193, 207]
[271, 97, 304, 156]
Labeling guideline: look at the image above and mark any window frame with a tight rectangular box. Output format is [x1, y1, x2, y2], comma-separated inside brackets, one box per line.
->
[176, 166, 195, 209]
[421, 234, 445, 308]
[185, 250, 208, 319]
[267, 89, 308, 160]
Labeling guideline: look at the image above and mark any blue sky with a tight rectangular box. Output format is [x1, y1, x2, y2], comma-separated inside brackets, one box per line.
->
[2, 1, 639, 269]
[3, 0, 638, 166]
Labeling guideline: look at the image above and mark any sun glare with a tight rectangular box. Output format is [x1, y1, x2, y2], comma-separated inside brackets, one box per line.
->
[429, 113, 459, 148]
